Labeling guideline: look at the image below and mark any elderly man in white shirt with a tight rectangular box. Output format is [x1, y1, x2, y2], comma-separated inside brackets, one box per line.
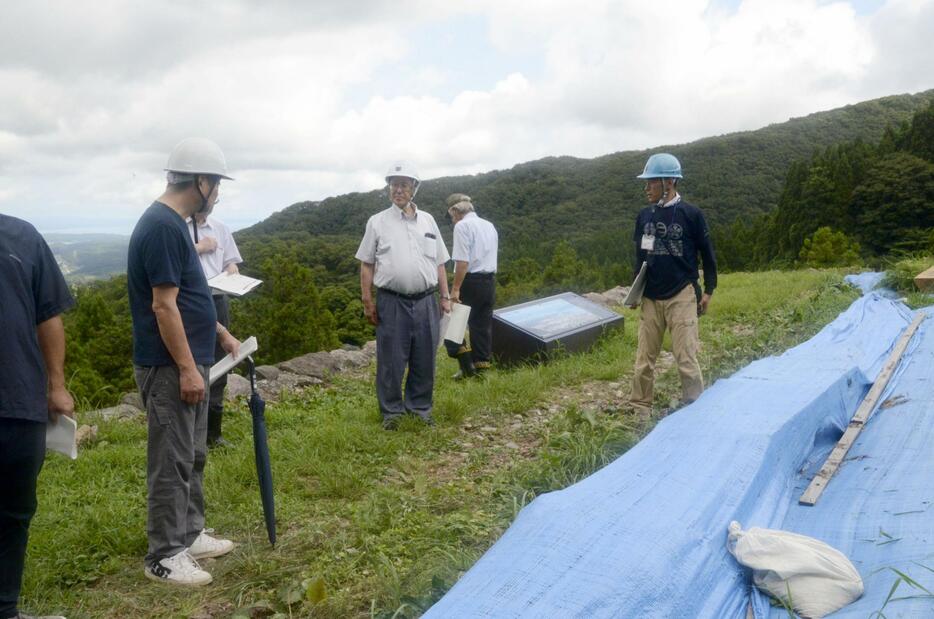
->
[188, 209, 243, 447]
[356, 161, 452, 429]
[446, 193, 498, 378]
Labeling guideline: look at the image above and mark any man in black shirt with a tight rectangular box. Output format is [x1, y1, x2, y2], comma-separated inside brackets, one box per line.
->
[128, 138, 241, 586]
[627, 153, 717, 414]
[0, 214, 74, 619]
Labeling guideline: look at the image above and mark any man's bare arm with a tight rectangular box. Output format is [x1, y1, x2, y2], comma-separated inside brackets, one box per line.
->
[152, 284, 204, 404]
[438, 263, 452, 313]
[37, 315, 74, 421]
[450, 260, 469, 303]
[360, 262, 378, 325]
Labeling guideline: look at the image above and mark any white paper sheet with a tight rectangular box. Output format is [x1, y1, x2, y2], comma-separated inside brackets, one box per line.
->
[444, 302, 471, 344]
[46, 414, 78, 460]
[209, 336, 258, 385]
[438, 312, 451, 350]
[208, 272, 263, 297]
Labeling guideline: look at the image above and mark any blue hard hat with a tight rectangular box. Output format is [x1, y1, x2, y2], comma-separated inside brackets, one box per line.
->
[637, 153, 683, 179]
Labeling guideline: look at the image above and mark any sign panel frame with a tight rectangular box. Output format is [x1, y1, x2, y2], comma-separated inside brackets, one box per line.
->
[491, 292, 624, 365]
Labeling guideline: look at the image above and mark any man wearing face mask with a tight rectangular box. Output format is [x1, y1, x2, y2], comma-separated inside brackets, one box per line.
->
[128, 138, 241, 586]
[627, 153, 717, 416]
[356, 161, 452, 429]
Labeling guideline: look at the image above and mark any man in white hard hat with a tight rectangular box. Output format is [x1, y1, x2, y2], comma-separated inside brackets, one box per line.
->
[187, 201, 243, 449]
[446, 193, 498, 378]
[627, 153, 717, 416]
[0, 214, 74, 619]
[128, 138, 240, 586]
[356, 161, 452, 429]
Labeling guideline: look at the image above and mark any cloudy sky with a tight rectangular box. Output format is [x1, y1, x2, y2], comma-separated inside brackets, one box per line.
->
[1, 0, 932, 234]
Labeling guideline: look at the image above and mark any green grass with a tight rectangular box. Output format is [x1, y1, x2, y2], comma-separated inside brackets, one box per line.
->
[23, 269, 860, 618]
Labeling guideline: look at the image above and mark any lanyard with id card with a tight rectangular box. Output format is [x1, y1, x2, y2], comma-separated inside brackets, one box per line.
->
[641, 233, 655, 251]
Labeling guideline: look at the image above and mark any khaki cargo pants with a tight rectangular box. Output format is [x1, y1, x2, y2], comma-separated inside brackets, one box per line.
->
[630, 284, 703, 409]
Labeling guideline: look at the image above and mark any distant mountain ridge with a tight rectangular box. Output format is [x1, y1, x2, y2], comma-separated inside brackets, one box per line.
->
[238, 89, 934, 265]
[46, 233, 128, 282]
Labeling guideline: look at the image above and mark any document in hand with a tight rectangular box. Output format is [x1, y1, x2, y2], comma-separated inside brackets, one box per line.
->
[210, 335, 259, 386]
[46, 414, 78, 460]
[208, 272, 263, 297]
[623, 262, 648, 307]
[444, 302, 471, 344]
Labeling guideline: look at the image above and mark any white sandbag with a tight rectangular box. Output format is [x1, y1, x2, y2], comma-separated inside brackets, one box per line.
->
[727, 521, 863, 618]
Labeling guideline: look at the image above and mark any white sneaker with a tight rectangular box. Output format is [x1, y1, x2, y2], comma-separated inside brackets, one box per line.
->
[144, 550, 212, 586]
[188, 529, 235, 559]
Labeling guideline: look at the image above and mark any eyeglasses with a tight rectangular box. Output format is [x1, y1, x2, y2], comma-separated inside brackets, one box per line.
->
[389, 180, 414, 190]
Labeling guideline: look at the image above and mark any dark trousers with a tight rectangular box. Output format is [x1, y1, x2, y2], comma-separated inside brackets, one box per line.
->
[460, 273, 496, 364]
[376, 291, 440, 422]
[208, 295, 229, 443]
[0, 418, 45, 619]
[135, 365, 208, 562]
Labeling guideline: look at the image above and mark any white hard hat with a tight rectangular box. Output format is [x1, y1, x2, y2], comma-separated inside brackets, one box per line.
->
[165, 138, 233, 180]
[384, 160, 420, 185]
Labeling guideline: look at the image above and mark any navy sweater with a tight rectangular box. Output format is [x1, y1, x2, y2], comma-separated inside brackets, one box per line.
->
[632, 198, 717, 300]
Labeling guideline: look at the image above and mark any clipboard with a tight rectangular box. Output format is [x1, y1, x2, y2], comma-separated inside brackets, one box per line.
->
[208, 272, 263, 297]
[209, 336, 258, 385]
[623, 262, 648, 307]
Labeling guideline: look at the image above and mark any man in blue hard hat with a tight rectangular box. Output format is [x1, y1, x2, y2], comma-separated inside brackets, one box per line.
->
[627, 153, 717, 415]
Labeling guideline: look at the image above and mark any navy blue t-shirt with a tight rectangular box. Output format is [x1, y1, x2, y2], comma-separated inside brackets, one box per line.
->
[0, 214, 75, 422]
[633, 198, 718, 300]
[128, 202, 217, 366]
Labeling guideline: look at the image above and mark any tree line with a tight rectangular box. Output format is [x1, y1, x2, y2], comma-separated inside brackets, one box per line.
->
[714, 101, 934, 270]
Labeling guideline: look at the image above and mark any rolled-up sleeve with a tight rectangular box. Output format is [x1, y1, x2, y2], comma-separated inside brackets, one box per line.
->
[32, 234, 75, 323]
[355, 216, 378, 263]
[451, 222, 469, 263]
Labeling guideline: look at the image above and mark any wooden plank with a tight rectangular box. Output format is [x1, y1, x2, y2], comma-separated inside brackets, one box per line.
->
[914, 265, 934, 292]
[799, 312, 926, 506]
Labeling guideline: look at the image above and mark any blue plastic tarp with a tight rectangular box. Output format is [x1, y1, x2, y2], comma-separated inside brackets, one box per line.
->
[844, 271, 887, 294]
[425, 293, 934, 618]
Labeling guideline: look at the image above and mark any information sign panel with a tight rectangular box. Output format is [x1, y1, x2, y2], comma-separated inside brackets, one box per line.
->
[492, 292, 624, 365]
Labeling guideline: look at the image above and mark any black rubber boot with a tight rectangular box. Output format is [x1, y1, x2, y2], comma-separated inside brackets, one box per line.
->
[454, 352, 477, 380]
[207, 406, 224, 448]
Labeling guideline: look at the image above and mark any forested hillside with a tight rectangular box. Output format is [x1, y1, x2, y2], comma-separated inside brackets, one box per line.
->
[240, 90, 933, 243]
[715, 100, 934, 271]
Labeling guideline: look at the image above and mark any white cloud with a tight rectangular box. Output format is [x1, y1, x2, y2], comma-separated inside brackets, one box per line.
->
[0, 0, 930, 233]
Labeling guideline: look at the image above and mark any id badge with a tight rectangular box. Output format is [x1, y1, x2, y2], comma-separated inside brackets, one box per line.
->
[641, 234, 655, 251]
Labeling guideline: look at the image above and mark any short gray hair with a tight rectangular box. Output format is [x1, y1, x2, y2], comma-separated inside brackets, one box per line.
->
[167, 171, 195, 184]
[446, 193, 474, 216]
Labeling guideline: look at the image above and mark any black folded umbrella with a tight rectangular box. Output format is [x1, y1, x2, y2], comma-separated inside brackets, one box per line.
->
[247, 357, 276, 546]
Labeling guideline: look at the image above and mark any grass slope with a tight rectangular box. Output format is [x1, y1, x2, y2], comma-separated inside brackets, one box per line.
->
[24, 269, 859, 618]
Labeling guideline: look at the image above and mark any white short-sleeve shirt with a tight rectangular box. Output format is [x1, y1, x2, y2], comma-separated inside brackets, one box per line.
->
[355, 204, 451, 294]
[186, 216, 243, 280]
[451, 212, 498, 273]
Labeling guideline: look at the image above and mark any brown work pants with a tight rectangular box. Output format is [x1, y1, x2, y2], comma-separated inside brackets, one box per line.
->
[630, 284, 704, 409]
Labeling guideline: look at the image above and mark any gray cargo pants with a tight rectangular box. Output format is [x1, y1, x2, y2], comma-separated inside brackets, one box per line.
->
[376, 291, 440, 423]
[135, 364, 208, 563]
